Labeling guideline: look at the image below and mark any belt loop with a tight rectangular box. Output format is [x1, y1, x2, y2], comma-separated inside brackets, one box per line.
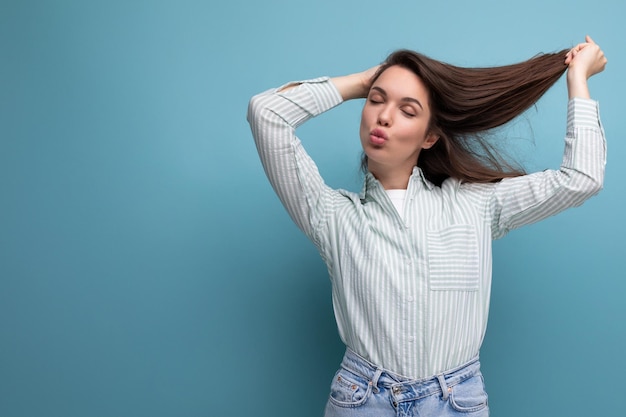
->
[370, 368, 383, 394]
[437, 374, 450, 401]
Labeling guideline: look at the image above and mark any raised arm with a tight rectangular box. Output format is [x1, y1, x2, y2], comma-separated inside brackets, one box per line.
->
[247, 78, 343, 239]
[247, 66, 379, 239]
[490, 36, 607, 238]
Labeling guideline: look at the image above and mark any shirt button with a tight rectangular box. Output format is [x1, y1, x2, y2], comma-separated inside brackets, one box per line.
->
[407, 296, 414, 302]
[408, 336, 415, 342]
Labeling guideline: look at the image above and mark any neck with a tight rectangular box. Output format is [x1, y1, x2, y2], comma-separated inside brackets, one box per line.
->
[368, 162, 413, 190]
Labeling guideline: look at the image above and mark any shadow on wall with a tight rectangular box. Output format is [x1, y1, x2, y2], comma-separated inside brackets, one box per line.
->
[240, 254, 344, 413]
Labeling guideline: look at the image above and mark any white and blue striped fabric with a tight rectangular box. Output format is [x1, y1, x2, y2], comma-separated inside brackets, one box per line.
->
[247, 77, 605, 379]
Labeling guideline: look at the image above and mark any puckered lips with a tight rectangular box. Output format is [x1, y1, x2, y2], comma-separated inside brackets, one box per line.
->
[369, 128, 388, 146]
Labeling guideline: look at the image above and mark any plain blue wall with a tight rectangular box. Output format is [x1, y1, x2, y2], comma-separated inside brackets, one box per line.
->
[1, 1, 624, 416]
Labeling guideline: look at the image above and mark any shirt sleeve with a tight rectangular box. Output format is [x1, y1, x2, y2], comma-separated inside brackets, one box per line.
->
[490, 98, 606, 239]
[247, 77, 343, 240]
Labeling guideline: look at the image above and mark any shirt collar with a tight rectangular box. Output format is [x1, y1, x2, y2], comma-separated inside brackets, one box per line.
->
[410, 166, 435, 191]
[360, 166, 434, 201]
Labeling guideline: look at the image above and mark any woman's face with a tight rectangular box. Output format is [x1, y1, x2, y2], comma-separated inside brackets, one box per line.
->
[359, 65, 439, 175]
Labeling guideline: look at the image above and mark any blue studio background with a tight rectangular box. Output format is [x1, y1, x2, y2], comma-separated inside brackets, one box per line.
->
[1, 1, 624, 416]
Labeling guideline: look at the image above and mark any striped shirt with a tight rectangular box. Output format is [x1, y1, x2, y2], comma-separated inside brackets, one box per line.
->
[247, 77, 606, 379]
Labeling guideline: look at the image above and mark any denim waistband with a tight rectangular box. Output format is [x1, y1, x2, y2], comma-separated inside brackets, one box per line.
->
[340, 348, 481, 402]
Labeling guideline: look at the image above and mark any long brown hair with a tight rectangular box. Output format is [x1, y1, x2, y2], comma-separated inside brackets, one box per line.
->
[364, 49, 569, 186]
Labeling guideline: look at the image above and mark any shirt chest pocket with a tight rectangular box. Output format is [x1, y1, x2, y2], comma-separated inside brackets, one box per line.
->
[426, 224, 480, 291]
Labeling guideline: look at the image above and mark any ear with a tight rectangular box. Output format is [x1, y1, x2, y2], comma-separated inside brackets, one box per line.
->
[422, 132, 440, 150]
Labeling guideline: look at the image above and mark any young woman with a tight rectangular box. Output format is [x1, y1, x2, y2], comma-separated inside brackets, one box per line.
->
[247, 36, 606, 416]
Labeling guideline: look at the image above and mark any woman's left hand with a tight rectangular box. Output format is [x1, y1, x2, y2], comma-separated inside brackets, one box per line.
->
[565, 35, 606, 99]
[565, 35, 607, 79]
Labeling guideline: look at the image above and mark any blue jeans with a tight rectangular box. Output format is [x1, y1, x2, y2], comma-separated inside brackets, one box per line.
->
[324, 349, 489, 417]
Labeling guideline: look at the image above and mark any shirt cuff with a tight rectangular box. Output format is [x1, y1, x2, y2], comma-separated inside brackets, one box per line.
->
[276, 77, 343, 122]
[567, 97, 602, 132]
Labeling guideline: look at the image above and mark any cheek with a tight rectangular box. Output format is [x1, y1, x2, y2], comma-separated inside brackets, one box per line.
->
[398, 122, 428, 144]
[360, 106, 371, 124]
[359, 112, 370, 139]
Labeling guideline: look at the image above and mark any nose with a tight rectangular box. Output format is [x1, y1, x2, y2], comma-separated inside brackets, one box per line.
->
[377, 105, 391, 127]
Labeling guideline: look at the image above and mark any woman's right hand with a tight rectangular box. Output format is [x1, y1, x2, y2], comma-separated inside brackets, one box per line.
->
[331, 65, 380, 101]
[360, 65, 380, 92]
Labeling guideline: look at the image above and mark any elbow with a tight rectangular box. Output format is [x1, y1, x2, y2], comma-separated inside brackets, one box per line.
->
[587, 179, 604, 199]
[579, 168, 605, 198]
[579, 180, 603, 202]
[247, 93, 269, 126]
[588, 175, 604, 196]
[564, 170, 605, 204]
[247, 92, 281, 148]
[247, 92, 285, 132]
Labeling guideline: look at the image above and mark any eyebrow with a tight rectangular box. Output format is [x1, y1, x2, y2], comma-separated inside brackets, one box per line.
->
[370, 86, 424, 110]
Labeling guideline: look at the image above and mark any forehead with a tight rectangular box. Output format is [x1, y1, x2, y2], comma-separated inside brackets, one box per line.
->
[373, 65, 430, 103]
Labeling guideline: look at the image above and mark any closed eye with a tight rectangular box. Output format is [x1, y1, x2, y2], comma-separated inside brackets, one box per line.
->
[368, 94, 384, 104]
[401, 106, 417, 117]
